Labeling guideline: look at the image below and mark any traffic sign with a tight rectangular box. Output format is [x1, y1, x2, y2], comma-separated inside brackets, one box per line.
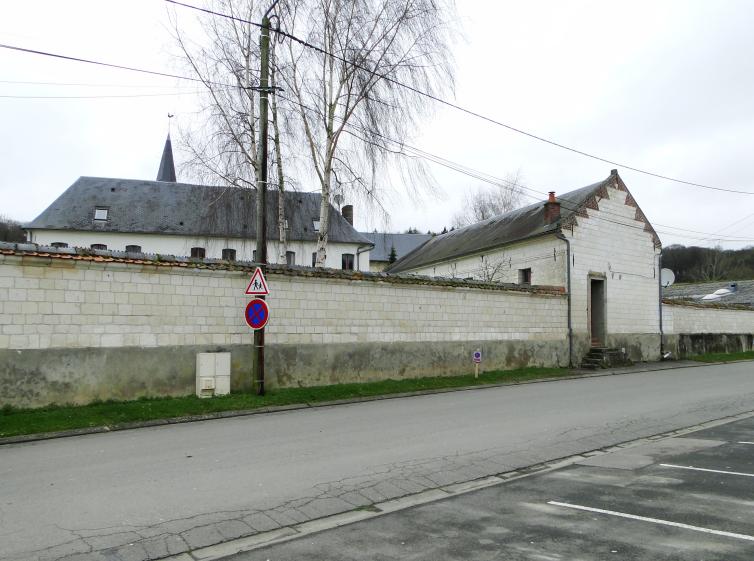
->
[245, 298, 270, 330]
[473, 350, 482, 364]
[245, 267, 269, 295]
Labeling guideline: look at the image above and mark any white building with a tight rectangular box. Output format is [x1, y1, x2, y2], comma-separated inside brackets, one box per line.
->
[388, 170, 663, 363]
[25, 137, 373, 271]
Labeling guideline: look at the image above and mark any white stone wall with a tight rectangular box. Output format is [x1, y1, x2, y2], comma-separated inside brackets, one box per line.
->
[0, 254, 567, 351]
[27, 230, 371, 272]
[405, 235, 567, 286]
[564, 185, 661, 337]
[664, 303, 754, 334]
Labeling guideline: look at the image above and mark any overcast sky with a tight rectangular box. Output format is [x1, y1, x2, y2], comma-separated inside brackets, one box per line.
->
[2, 0, 754, 249]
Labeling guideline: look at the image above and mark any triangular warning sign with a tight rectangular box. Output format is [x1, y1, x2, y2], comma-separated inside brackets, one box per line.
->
[245, 267, 269, 295]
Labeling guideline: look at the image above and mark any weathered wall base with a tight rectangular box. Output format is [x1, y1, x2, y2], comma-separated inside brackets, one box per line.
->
[571, 332, 661, 365]
[664, 333, 753, 359]
[0, 339, 568, 408]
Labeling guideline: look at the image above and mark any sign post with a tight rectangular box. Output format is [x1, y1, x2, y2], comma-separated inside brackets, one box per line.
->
[473, 349, 482, 378]
[245, 266, 270, 395]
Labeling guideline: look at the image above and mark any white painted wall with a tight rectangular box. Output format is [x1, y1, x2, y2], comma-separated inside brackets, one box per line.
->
[27, 229, 371, 271]
[563, 184, 661, 338]
[405, 235, 567, 286]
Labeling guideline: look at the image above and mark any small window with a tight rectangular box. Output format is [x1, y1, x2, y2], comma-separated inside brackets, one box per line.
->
[253, 250, 257, 262]
[342, 253, 355, 271]
[190, 247, 206, 259]
[51, 242, 68, 248]
[312, 220, 321, 232]
[125, 245, 141, 253]
[519, 268, 532, 285]
[94, 208, 108, 221]
[312, 252, 318, 267]
[222, 248, 236, 261]
[286, 251, 296, 266]
[91, 244, 107, 251]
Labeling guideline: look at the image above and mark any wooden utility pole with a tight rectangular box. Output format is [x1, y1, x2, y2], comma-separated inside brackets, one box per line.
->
[252, 6, 275, 396]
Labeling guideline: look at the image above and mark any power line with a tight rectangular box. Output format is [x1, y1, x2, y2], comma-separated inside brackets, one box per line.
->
[0, 91, 200, 99]
[0, 79, 195, 89]
[276, 90, 754, 243]
[0, 43, 235, 88]
[166, 0, 754, 196]
[2, 27, 750, 239]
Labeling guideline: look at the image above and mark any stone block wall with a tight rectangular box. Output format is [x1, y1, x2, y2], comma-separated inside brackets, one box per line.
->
[663, 301, 754, 357]
[0, 248, 568, 407]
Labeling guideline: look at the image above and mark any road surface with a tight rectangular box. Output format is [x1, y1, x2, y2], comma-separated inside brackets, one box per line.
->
[1, 362, 753, 561]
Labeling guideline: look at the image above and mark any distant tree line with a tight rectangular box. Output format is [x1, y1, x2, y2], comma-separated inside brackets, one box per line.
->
[0, 216, 25, 243]
[663, 244, 754, 282]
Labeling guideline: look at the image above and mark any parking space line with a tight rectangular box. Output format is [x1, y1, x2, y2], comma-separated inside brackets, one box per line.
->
[660, 464, 754, 478]
[547, 501, 754, 542]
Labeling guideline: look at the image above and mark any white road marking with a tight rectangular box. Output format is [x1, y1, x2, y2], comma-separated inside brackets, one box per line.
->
[547, 501, 754, 542]
[660, 463, 754, 478]
[738, 442, 754, 445]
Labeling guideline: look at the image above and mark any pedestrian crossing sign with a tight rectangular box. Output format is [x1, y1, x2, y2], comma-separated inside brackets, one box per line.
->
[245, 267, 270, 296]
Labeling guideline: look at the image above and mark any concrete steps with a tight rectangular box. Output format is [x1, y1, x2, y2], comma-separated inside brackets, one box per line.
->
[580, 347, 633, 370]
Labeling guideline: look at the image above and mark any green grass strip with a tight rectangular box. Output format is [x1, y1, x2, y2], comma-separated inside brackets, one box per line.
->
[0, 367, 571, 439]
[690, 350, 754, 363]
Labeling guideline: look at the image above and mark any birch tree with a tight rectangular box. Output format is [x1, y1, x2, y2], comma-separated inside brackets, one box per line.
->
[172, 0, 291, 262]
[280, 0, 456, 266]
[453, 171, 526, 228]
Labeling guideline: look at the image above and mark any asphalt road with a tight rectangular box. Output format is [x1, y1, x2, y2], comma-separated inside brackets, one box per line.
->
[2, 362, 754, 561]
[234, 416, 754, 561]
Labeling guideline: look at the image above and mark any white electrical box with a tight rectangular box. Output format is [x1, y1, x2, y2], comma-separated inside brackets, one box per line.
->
[196, 352, 231, 398]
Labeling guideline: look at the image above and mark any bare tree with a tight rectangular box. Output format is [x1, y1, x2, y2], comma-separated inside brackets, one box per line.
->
[699, 245, 726, 281]
[279, 0, 456, 266]
[0, 215, 25, 243]
[478, 254, 506, 282]
[453, 171, 526, 228]
[172, 0, 291, 262]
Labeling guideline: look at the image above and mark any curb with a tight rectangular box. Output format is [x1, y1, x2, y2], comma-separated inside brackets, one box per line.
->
[0, 359, 735, 446]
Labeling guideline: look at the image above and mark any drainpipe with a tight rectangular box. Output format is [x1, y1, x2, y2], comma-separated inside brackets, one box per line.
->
[555, 232, 573, 367]
[658, 251, 664, 359]
[356, 243, 373, 271]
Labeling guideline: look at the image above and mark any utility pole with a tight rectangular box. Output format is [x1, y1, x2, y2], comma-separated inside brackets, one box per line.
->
[252, 2, 277, 396]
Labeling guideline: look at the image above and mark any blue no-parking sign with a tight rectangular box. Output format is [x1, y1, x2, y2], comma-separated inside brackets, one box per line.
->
[245, 298, 270, 330]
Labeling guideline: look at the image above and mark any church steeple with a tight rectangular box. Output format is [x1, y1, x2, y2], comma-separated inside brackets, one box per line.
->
[156, 133, 177, 182]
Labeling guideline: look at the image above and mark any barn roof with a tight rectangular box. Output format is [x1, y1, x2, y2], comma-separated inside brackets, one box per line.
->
[388, 171, 659, 273]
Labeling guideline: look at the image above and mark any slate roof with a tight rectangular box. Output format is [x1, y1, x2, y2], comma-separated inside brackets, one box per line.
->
[26, 177, 373, 246]
[664, 280, 754, 307]
[156, 135, 176, 182]
[360, 232, 432, 262]
[388, 172, 637, 273]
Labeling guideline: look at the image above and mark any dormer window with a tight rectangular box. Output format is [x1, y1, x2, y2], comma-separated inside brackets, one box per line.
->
[312, 219, 321, 232]
[94, 208, 109, 221]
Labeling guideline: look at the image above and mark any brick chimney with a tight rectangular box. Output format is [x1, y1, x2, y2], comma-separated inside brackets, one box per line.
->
[544, 191, 561, 225]
[341, 204, 354, 226]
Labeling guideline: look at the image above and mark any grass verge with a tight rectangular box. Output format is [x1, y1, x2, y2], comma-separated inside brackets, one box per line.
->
[690, 350, 754, 363]
[1, 367, 571, 439]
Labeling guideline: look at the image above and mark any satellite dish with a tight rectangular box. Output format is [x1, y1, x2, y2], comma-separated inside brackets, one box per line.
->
[660, 268, 675, 288]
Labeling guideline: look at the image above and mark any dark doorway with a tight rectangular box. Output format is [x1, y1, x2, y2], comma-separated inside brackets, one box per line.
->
[589, 278, 606, 347]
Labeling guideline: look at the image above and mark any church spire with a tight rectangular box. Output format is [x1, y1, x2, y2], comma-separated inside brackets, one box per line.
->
[156, 133, 176, 182]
